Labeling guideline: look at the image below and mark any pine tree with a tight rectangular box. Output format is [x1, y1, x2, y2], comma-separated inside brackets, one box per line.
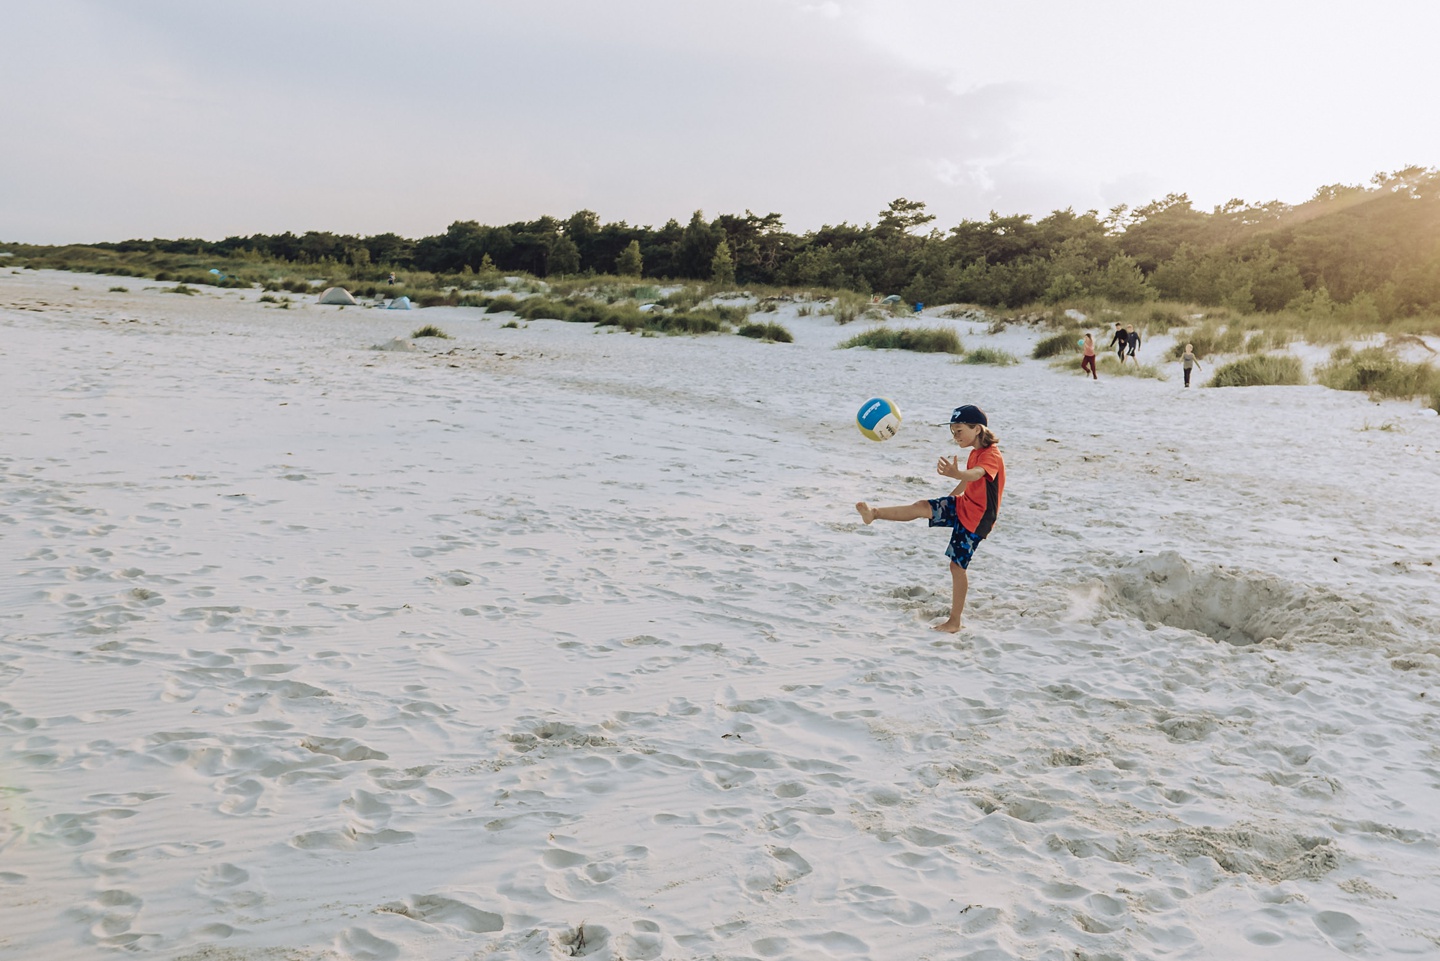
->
[616, 240, 643, 277]
[548, 236, 580, 276]
[711, 239, 736, 286]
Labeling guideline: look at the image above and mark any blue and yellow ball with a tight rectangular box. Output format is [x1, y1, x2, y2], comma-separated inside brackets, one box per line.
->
[856, 397, 902, 441]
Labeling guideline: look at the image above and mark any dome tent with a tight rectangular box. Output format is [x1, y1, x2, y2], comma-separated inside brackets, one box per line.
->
[317, 287, 359, 305]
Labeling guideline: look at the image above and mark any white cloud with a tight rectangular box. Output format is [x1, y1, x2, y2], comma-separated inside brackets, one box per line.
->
[3, 0, 1439, 242]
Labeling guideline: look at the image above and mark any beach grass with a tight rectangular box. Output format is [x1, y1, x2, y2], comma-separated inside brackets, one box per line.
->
[410, 325, 450, 339]
[1315, 346, 1440, 401]
[1049, 355, 1165, 379]
[839, 326, 964, 353]
[961, 347, 1019, 366]
[737, 321, 794, 343]
[1033, 332, 1081, 359]
[1207, 353, 1307, 387]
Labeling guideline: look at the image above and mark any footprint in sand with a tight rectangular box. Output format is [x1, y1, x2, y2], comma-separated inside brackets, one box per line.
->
[335, 926, 400, 961]
[377, 894, 504, 933]
[64, 888, 149, 948]
[1313, 910, 1365, 951]
[197, 863, 250, 889]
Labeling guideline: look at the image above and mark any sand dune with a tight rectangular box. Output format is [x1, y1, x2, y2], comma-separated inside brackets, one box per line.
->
[2, 269, 1438, 959]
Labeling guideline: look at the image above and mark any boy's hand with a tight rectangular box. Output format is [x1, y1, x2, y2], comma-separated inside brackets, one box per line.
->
[937, 455, 961, 479]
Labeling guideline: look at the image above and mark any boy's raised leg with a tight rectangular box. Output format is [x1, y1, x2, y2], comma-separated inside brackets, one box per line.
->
[856, 500, 931, 525]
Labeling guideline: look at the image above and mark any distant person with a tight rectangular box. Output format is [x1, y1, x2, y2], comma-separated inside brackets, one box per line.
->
[855, 404, 1005, 633]
[1125, 324, 1141, 365]
[1107, 322, 1127, 364]
[1080, 332, 1098, 380]
[1181, 342, 1203, 387]
[387, 272, 396, 285]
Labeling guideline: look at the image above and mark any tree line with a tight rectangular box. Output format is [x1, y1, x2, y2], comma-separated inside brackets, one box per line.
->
[80, 166, 1440, 321]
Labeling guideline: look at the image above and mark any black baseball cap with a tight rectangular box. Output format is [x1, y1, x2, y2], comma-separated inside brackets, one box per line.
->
[950, 404, 987, 426]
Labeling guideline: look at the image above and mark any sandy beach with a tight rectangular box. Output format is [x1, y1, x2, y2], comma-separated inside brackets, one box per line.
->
[3, 268, 1439, 960]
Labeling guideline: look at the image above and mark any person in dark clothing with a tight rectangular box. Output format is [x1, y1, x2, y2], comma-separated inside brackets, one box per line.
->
[1125, 325, 1141, 365]
[1107, 322, 1127, 363]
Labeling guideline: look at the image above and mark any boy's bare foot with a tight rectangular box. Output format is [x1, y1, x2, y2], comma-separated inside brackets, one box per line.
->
[855, 502, 876, 525]
[932, 619, 963, 633]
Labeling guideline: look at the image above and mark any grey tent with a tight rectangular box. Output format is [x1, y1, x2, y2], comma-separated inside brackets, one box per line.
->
[317, 287, 359, 305]
[386, 296, 413, 310]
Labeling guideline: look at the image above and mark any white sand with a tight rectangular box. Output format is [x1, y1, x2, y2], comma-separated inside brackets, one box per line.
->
[2, 269, 1439, 960]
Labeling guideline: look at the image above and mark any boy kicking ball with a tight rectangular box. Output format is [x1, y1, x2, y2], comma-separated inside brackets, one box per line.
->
[856, 404, 1006, 632]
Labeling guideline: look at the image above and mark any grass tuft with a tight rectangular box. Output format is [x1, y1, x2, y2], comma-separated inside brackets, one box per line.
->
[411, 325, 450, 339]
[1033, 331, 1084, 359]
[839, 326, 963, 354]
[737, 321, 794, 343]
[961, 347, 1019, 366]
[1315, 346, 1440, 401]
[1050, 355, 1165, 379]
[1207, 354, 1306, 387]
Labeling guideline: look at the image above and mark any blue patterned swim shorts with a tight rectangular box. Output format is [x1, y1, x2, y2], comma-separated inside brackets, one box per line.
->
[928, 496, 983, 568]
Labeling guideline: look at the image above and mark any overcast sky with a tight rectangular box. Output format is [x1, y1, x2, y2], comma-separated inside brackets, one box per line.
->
[3, 0, 1437, 244]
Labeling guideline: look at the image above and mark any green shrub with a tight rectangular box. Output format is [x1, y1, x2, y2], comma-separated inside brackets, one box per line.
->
[651, 311, 726, 335]
[1315, 346, 1440, 399]
[484, 294, 521, 314]
[415, 289, 460, 308]
[659, 286, 706, 309]
[737, 321, 793, 343]
[839, 326, 963, 354]
[280, 278, 311, 293]
[167, 284, 196, 295]
[501, 320, 519, 329]
[1207, 354, 1306, 387]
[258, 293, 281, 304]
[689, 303, 749, 324]
[1148, 306, 1187, 327]
[1171, 321, 1246, 358]
[825, 291, 870, 325]
[411, 325, 450, 339]
[109, 286, 128, 293]
[1033, 331, 1080, 359]
[516, 297, 573, 321]
[962, 347, 1019, 366]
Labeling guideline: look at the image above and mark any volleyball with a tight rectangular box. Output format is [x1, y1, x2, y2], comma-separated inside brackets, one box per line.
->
[856, 397, 902, 441]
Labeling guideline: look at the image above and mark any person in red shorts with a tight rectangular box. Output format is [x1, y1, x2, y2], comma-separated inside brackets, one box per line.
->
[855, 404, 1006, 633]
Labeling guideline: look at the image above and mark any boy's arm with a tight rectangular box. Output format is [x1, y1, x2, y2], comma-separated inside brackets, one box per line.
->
[939, 455, 986, 495]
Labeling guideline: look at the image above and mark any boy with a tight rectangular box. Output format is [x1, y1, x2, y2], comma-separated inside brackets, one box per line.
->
[1181, 342, 1202, 387]
[856, 404, 1005, 633]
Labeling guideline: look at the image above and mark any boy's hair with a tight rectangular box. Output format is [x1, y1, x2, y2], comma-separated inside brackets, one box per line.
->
[975, 426, 999, 449]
